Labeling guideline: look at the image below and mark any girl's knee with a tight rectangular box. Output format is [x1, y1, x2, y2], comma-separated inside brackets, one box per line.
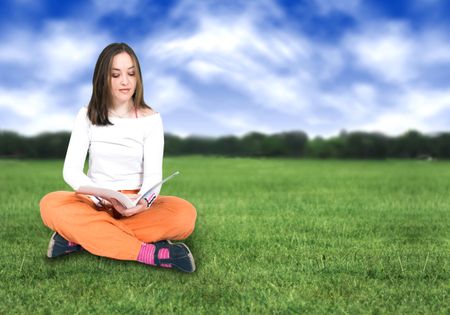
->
[40, 191, 67, 210]
[172, 203, 196, 240]
[164, 196, 197, 235]
[39, 191, 73, 226]
[40, 191, 59, 216]
[40, 191, 61, 207]
[175, 197, 197, 226]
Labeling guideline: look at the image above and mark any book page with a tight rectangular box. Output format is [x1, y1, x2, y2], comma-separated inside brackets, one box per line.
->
[76, 186, 135, 208]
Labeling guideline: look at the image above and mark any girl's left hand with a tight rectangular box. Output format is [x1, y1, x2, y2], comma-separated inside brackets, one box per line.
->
[110, 198, 149, 217]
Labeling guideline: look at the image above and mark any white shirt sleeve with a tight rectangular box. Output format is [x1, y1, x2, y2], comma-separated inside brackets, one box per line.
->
[138, 114, 164, 197]
[63, 107, 97, 190]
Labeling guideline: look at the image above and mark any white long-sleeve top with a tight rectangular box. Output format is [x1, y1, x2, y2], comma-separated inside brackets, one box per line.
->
[63, 107, 164, 197]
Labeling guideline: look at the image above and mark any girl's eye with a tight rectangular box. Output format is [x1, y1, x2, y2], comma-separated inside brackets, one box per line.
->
[112, 73, 120, 78]
[128, 72, 135, 76]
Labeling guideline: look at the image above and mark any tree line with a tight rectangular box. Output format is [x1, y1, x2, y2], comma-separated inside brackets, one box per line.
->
[0, 129, 448, 159]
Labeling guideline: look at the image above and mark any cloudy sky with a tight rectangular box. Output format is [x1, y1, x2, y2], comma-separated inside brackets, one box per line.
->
[1, 0, 450, 138]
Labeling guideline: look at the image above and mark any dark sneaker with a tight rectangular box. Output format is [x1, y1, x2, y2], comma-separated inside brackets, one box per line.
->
[47, 232, 83, 258]
[154, 240, 196, 273]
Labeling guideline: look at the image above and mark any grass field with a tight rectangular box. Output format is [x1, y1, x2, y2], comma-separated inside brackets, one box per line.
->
[0, 157, 448, 314]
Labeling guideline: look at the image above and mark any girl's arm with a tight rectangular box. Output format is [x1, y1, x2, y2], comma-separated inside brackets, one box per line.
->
[138, 114, 164, 198]
[63, 107, 97, 190]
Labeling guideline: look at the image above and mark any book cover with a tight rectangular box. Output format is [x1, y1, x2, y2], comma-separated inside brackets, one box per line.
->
[76, 171, 180, 209]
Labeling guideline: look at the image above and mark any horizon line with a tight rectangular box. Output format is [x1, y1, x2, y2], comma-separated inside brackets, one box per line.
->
[0, 128, 447, 140]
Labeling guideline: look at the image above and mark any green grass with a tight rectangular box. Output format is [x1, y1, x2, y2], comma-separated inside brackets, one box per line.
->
[0, 157, 448, 314]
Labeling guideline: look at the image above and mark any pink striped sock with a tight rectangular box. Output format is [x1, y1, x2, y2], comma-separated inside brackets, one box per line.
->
[158, 248, 171, 268]
[137, 243, 172, 268]
[137, 243, 156, 265]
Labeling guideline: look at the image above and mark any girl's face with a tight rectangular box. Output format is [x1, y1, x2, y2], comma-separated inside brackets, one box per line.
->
[110, 52, 137, 107]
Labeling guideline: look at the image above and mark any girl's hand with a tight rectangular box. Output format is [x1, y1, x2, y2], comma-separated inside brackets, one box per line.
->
[98, 198, 113, 210]
[109, 198, 149, 217]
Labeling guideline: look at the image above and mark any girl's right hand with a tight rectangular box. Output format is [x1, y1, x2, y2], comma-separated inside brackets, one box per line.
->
[109, 198, 128, 216]
[109, 198, 149, 217]
[99, 198, 114, 210]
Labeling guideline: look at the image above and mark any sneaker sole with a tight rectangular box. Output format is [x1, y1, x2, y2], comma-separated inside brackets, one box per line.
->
[167, 240, 196, 273]
[46, 232, 57, 258]
[46, 232, 82, 258]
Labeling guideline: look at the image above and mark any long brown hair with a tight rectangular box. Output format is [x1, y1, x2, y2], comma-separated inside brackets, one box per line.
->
[87, 43, 151, 125]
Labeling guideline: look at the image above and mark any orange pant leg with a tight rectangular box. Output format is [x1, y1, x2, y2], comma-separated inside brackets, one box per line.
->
[120, 195, 197, 243]
[40, 192, 197, 261]
[40, 191, 142, 260]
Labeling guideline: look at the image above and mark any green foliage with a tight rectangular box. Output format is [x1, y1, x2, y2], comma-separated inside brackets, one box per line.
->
[0, 131, 27, 158]
[0, 158, 448, 314]
[339, 131, 389, 159]
[0, 131, 70, 159]
[1, 129, 449, 159]
[213, 136, 241, 156]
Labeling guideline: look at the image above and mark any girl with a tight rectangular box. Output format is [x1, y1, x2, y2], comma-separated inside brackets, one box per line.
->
[40, 43, 197, 273]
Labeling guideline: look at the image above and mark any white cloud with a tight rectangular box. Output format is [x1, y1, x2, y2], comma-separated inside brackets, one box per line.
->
[1, 21, 108, 83]
[345, 22, 417, 83]
[345, 21, 450, 84]
[0, 31, 33, 64]
[36, 22, 107, 83]
[2, 0, 450, 137]
[0, 81, 93, 135]
[336, 20, 450, 134]
[23, 112, 76, 135]
[420, 32, 450, 64]
[405, 89, 450, 118]
[143, 74, 196, 113]
[185, 60, 225, 81]
[0, 20, 110, 134]
[0, 87, 48, 118]
[135, 0, 450, 135]
[143, 11, 315, 117]
[356, 88, 450, 134]
[201, 111, 276, 136]
[360, 113, 425, 135]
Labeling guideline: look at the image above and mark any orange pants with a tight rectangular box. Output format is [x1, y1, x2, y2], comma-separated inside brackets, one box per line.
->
[40, 191, 196, 261]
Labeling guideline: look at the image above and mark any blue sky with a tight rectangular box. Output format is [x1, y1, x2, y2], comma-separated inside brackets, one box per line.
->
[1, 0, 450, 137]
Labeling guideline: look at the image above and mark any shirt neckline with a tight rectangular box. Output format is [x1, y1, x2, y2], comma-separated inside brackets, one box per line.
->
[108, 112, 160, 121]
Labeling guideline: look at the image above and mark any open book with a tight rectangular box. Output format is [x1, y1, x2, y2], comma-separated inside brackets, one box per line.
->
[76, 171, 180, 209]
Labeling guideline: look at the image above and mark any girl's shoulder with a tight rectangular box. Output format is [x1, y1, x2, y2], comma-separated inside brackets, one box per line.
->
[77, 106, 90, 122]
[139, 107, 158, 118]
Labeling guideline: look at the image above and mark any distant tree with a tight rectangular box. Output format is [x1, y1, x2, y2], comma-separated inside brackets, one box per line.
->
[390, 130, 431, 158]
[182, 136, 215, 155]
[28, 132, 70, 158]
[0, 131, 27, 158]
[279, 131, 308, 157]
[341, 131, 388, 159]
[305, 136, 327, 158]
[306, 135, 344, 159]
[213, 135, 241, 156]
[164, 133, 184, 156]
[3, 128, 450, 159]
[433, 132, 450, 158]
[241, 132, 266, 157]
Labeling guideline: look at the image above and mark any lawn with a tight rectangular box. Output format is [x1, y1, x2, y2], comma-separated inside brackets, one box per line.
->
[0, 157, 448, 314]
